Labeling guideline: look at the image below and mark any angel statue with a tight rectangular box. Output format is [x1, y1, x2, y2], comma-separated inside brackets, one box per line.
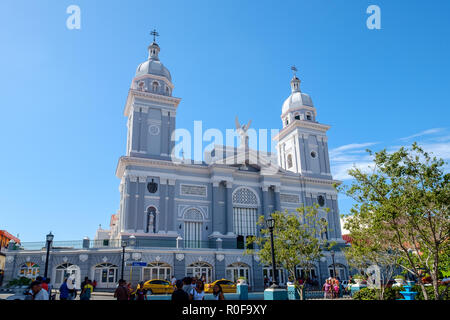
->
[235, 116, 252, 150]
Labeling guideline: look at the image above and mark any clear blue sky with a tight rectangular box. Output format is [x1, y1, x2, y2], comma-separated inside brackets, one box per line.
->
[1, 0, 449, 242]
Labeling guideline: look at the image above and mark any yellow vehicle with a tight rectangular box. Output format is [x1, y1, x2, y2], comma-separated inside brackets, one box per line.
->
[204, 279, 237, 293]
[142, 279, 174, 294]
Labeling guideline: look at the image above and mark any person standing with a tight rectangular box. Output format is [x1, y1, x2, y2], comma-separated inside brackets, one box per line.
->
[135, 282, 147, 301]
[66, 274, 76, 300]
[80, 277, 88, 293]
[323, 279, 331, 299]
[172, 280, 189, 301]
[80, 279, 93, 300]
[114, 279, 130, 301]
[192, 280, 205, 301]
[171, 275, 177, 288]
[59, 278, 69, 300]
[182, 277, 194, 300]
[212, 284, 225, 300]
[30, 281, 49, 300]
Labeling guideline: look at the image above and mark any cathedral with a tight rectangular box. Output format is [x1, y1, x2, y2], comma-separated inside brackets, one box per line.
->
[3, 36, 348, 291]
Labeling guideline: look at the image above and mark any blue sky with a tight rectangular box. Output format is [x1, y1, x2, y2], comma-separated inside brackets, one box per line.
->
[0, 0, 449, 242]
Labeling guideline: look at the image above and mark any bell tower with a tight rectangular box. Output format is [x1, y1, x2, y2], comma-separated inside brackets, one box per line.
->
[274, 69, 333, 178]
[124, 31, 181, 160]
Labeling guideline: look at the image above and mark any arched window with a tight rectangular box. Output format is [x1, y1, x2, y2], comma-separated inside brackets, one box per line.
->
[287, 154, 293, 168]
[93, 263, 118, 289]
[146, 206, 157, 233]
[183, 208, 203, 248]
[306, 112, 312, 121]
[152, 81, 159, 92]
[19, 262, 40, 280]
[232, 188, 259, 243]
[294, 113, 300, 120]
[187, 262, 213, 283]
[55, 263, 80, 289]
[295, 264, 318, 281]
[143, 262, 172, 281]
[262, 266, 286, 286]
[329, 263, 347, 280]
[165, 86, 170, 95]
[226, 262, 250, 283]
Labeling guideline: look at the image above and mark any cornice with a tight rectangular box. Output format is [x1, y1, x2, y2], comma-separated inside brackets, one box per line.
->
[124, 89, 182, 117]
[273, 120, 331, 141]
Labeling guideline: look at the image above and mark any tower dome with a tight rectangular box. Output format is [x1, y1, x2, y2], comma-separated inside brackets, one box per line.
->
[135, 40, 172, 81]
[281, 75, 314, 114]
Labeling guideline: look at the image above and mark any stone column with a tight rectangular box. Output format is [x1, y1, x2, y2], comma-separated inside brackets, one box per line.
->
[161, 110, 169, 157]
[136, 176, 147, 232]
[261, 185, 270, 219]
[212, 181, 221, 234]
[167, 179, 176, 232]
[274, 186, 281, 212]
[139, 107, 148, 154]
[225, 182, 233, 235]
[159, 179, 168, 232]
[126, 175, 138, 232]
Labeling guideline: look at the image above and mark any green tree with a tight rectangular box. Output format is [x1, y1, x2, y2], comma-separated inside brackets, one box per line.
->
[340, 143, 450, 300]
[246, 205, 334, 284]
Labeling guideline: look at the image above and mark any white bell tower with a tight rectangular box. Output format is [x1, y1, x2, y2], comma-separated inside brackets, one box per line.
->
[274, 68, 333, 178]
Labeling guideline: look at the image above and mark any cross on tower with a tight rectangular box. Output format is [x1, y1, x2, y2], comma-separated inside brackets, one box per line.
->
[150, 29, 160, 42]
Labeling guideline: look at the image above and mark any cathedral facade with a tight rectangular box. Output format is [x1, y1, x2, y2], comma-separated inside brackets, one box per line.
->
[3, 38, 348, 291]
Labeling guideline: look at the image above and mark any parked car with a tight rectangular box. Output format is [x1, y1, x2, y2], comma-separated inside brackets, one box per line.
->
[142, 279, 174, 294]
[204, 279, 236, 293]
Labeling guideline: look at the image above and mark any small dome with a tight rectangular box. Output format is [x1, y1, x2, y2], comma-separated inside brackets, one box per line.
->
[135, 41, 172, 82]
[282, 91, 314, 114]
[136, 59, 172, 81]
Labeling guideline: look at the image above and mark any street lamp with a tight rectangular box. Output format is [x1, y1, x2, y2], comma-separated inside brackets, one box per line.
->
[44, 232, 54, 278]
[120, 235, 136, 281]
[330, 250, 336, 278]
[265, 218, 278, 288]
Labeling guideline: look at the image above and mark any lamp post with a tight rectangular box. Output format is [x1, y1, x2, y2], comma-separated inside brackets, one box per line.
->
[120, 236, 136, 281]
[44, 232, 54, 279]
[121, 239, 127, 280]
[265, 218, 278, 288]
[330, 250, 336, 278]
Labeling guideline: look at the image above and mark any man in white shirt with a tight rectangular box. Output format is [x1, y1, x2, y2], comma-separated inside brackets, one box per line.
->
[30, 281, 49, 300]
[66, 274, 75, 300]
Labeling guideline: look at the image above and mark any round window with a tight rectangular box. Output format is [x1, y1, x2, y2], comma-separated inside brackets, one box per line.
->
[311, 151, 317, 158]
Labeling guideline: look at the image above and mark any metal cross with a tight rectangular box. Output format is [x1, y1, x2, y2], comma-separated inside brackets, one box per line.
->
[150, 29, 160, 42]
[291, 65, 298, 77]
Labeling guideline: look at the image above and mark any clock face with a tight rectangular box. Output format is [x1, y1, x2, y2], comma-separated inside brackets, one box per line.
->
[149, 125, 160, 136]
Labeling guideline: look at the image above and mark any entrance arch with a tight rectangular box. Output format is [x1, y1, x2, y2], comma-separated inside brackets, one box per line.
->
[54, 263, 81, 289]
[226, 262, 250, 283]
[142, 262, 172, 281]
[186, 262, 213, 283]
[92, 263, 119, 289]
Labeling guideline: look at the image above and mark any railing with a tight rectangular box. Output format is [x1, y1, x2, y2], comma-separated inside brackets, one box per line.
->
[8, 239, 240, 251]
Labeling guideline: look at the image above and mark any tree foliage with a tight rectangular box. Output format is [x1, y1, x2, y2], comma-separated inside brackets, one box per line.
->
[246, 205, 334, 281]
[339, 143, 450, 300]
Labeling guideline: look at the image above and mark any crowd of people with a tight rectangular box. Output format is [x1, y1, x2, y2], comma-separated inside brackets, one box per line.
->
[322, 277, 344, 299]
[112, 276, 225, 301]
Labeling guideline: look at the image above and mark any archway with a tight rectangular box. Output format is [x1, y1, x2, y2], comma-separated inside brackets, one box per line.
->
[93, 263, 119, 289]
[186, 262, 213, 283]
[18, 262, 40, 280]
[226, 262, 250, 283]
[142, 262, 172, 281]
[54, 263, 81, 289]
